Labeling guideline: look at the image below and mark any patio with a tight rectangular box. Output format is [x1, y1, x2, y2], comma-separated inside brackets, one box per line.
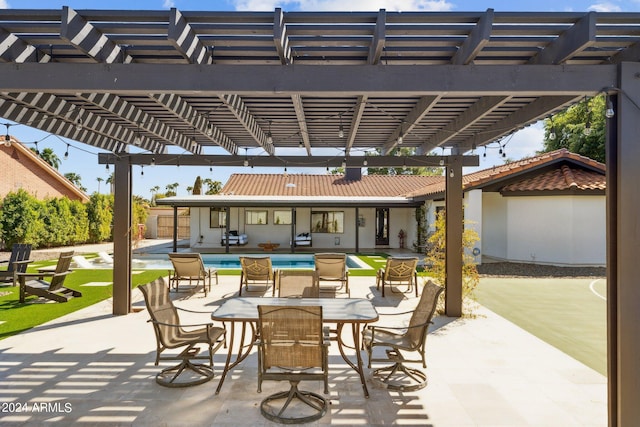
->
[0, 273, 606, 426]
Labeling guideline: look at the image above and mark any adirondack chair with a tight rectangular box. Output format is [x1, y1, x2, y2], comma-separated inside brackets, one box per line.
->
[0, 243, 33, 286]
[18, 251, 81, 303]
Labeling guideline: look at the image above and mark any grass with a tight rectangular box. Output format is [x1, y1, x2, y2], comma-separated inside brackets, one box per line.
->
[0, 262, 167, 340]
[473, 277, 607, 375]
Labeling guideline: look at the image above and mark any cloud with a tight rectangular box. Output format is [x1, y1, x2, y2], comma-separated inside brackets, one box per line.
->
[163, 0, 176, 8]
[0, 0, 9, 9]
[588, 2, 623, 12]
[232, 0, 453, 12]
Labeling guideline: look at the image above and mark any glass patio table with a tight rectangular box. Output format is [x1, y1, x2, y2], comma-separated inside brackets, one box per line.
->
[211, 297, 379, 397]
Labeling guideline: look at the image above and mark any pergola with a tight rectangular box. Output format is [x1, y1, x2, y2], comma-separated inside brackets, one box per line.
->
[1, 7, 639, 424]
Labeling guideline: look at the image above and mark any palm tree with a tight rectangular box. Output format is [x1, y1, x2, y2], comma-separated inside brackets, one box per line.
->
[106, 173, 114, 194]
[33, 147, 61, 169]
[150, 185, 160, 206]
[96, 177, 104, 194]
[165, 182, 179, 197]
[64, 172, 87, 192]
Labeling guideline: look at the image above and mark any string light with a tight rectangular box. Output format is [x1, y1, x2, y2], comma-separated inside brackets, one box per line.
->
[150, 157, 156, 167]
[3, 124, 11, 147]
[140, 165, 144, 176]
[243, 148, 249, 167]
[549, 120, 557, 140]
[33, 141, 39, 155]
[583, 96, 592, 136]
[266, 120, 273, 144]
[64, 143, 69, 159]
[338, 114, 344, 138]
[606, 95, 615, 119]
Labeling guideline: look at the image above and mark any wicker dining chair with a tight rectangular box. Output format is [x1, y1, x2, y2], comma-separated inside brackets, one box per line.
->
[363, 280, 443, 391]
[277, 269, 320, 298]
[239, 256, 276, 296]
[257, 305, 330, 424]
[376, 256, 419, 297]
[168, 252, 218, 297]
[139, 277, 226, 387]
[314, 252, 349, 296]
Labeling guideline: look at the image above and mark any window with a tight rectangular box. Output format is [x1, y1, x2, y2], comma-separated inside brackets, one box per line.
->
[246, 210, 268, 225]
[273, 210, 292, 225]
[210, 208, 226, 228]
[311, 211, 344, 233]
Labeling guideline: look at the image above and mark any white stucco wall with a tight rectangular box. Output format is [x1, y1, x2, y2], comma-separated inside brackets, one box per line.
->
[482, 194, 605, 266]
[188, 205, 417, 251]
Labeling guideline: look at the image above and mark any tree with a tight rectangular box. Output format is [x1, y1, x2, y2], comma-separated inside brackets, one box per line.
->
[542, 94, 607, 163]
[150, 185, 160, 206]
[367, 147, 443, 176]
[192, 176, 203, 195]
[64, 172, 87, 192]
[96, 177, 104, 194]
[32, 147, 61, 169]
[165, 182, 179, 197]
[202, 178, 222, 195]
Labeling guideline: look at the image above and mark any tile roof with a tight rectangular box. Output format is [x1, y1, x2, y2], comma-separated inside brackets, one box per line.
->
[407, 148, 605, 197]
[220, 149, 605, 201]
[501, 165, 606, 193]
[221, 173, 442, 197]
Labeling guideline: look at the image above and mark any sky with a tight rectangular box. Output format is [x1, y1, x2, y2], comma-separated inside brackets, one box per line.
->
[1, 0, 635, 198]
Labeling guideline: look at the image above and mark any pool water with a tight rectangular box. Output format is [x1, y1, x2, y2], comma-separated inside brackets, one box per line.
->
[134, 253, 364, 270]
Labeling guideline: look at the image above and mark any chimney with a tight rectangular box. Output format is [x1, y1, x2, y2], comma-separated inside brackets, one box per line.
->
[345, 167, 362, 181]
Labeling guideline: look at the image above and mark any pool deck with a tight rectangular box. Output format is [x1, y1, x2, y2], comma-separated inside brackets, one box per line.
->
[0, 266, 607, 426]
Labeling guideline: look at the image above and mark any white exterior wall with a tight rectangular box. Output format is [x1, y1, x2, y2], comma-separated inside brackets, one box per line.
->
[188, 205, 417, 251]
[505, 195, 605, 266]
[481, 192, 508, 260]
[464, 189, 483, 263]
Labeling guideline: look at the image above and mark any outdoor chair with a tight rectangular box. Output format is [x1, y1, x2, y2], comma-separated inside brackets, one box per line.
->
[139, 277, 226, 387]
[277, 269, 319, 298]
[239, 256, 276, 296]
[0, 243, 33, 287]
[314, 252, 349, 296]
[363, 280, 443, 391]
[18, 251, 80, 303]
[257, 305, 330, 424]
[376, 257, 419, 297]
[97, 251, 114, 264]
[168, 252, 218, 297]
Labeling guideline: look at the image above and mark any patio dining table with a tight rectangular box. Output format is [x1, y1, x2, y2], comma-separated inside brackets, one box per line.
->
[211, 297, 379, 397]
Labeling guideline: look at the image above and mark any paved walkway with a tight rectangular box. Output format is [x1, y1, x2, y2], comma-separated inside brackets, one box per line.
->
[0, 272, 607, 426]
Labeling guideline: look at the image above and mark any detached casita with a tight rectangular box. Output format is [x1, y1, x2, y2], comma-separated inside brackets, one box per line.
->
[158, 149, 605, 267]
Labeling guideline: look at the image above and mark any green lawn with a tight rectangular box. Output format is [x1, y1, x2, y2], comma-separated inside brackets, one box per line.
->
[473, 277, 607, 375]
[0, 266, 167, 340]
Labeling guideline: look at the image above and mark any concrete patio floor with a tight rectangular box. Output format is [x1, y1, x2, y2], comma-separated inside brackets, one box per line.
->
[0, 274, 607, 426]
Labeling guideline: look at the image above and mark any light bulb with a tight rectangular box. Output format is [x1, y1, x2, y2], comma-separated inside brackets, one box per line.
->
[549, 131, 556, 140]
[267, 133, 273, 144]
[338, 126, 344, 138]
[75, 118, 83, 131]
[584, 122, 592, 136]
[243, 158, 249, 167]
[363, 158, 368, 166]
[4, 133, 11, 147]
[397, 134, 403, 144]
[606, 101, 615, 119]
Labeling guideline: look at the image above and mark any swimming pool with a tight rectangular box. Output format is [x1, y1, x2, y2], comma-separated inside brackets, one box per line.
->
[134, 253, 369, 270]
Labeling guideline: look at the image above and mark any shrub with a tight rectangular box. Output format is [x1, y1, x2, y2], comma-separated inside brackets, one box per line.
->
[425, 209, 480, 314]
[0, 189, 44, 247]
[87, 193, 113, 243]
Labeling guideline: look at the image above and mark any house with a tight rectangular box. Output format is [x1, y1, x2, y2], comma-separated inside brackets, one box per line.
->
[0, 138, 89, 202]
[157, 149, 605, 266]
